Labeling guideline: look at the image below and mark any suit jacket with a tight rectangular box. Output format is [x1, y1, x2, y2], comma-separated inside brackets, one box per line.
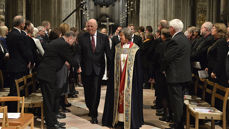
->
[207, 38, 228, 84]
[37, 37, 78, 85]
[163, 32, 192, 83]
[111, 35, 120, 57]
[133, 34, 143, 47]
[226, 50, 229, 80]
[78, 31, 111, 76]
[0, 40, 6, 69]
[6, 28, 33, 73]
[191, 34, 214, 69]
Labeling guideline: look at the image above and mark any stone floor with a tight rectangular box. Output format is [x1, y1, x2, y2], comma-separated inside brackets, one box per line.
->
[30, 85, 227, 129]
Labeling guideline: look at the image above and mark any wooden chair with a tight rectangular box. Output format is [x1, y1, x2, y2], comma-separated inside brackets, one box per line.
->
[186, 80, 229, 129]
[15, 75, 44, 129]
[0, 70, 9, 97]
[0, 106, 8, 128]
[0, 97, 34, 129]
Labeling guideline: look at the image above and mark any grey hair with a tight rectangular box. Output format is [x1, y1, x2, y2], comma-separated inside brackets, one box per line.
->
[37, 26, 45, 32]
[169, 19, 184, 32]
[13, 15, 25, 27]
[64, 31, 76, 37]
[202, 21, 213, 32]
[120, 27, 133, 41]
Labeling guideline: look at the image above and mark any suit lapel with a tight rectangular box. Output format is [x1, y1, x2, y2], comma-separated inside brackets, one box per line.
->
[95, 32, 101, 53]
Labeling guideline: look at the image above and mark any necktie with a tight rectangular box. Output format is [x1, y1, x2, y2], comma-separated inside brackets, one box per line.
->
[91, 35, 95, 52]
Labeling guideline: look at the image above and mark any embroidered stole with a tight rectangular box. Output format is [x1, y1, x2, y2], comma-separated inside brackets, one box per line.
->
[113, 42, 139, 129]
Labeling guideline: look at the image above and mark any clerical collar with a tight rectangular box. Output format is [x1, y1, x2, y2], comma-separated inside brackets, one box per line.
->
[14, 27, 21, 33]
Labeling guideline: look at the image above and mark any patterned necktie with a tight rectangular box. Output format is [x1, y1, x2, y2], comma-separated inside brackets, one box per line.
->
[91, 35, 95, 52]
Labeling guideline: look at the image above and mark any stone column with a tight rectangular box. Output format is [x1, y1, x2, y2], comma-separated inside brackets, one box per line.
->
[139, 0, 192, 32]
[5, 0, 26, 28]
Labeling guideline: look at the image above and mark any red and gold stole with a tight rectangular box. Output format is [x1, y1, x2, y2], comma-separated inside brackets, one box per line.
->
[118, 42, 133, 114]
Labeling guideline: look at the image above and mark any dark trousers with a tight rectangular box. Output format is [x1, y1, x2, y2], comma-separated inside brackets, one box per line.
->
[40, 80, 58, 127]
[82, 72, 102, 118]
[168, 83, 186, 129]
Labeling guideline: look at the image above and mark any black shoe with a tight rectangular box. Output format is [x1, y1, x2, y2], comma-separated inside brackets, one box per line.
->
[156, 111, 164, 116]
[159, 115, 170, 122]
[56, 113, 66, 119]
[151, 105, 161, 109]
[47, 124, 66, 129]
[57, 121, 66, 127]
[64, 103, 72, 107]
[169, 123, 175, 128]
[69, 94, 78, 98]
[90, 117, 98, 124]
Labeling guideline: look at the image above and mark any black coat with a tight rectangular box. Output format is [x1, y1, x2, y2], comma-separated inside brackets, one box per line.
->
[191, 34, 214, 69]
[37, 37, 78, 85]
[0, 41, 6, 69]
[207, 38, 228, 85]
[6, 28, 33, 73]
[78, 32, 111, 76]
[111, 35, 120, 57]
[163, 32, 192, 83]
[133, 34, 143, 47]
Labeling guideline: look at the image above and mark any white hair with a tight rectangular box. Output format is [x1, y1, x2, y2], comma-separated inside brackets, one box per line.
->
[33, 27, 38, 37]
[202, 21, 213, 32]
[169, 19, 184, 32]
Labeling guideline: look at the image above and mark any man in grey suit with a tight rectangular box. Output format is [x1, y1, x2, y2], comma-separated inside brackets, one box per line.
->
[163, 19, 192, 129]
[78, 19, 111, 124]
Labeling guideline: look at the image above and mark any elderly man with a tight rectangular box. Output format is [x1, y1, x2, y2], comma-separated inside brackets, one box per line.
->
[163, 19, 192, 129]
[6, 15, 33, 98]
[37, 31, 78, 129]
[78, 19, 111, 124]
[191, 21, 214, 70]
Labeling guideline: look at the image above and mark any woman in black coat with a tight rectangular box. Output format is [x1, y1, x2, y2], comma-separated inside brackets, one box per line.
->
[206, 23, 228, 87]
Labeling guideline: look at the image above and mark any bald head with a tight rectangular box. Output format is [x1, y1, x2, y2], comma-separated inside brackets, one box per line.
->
[87, 19, 98, 35]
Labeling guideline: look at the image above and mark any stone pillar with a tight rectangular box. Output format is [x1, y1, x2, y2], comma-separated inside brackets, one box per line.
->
[61, 0, 76, 27]
[139, 0, 192, 32]
[5, 0, 26, 28]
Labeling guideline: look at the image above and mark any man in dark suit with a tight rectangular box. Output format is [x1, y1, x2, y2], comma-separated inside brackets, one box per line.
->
[128, 24, 143, 47]
[78, 19, 111, 124]
[163, 19, 192, 129]
[37, 31, 78, 129]
[6, 15, 33, 97]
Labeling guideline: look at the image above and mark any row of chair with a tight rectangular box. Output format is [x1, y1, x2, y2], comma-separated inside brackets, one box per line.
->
[185, 76, 229, 129]
[0, 97, 34, 129]
[0, 71, 44, 129]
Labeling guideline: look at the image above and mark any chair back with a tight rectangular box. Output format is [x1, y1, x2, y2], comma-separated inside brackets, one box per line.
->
[212, 83, 229, 112]
[15, 77, 26, 97]
[0, 97, 25, 115]
[0, 106, 8, 127]
[24, 73, 34, 96]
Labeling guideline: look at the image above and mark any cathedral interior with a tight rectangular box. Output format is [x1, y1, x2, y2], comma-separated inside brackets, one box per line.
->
[0, 0, 228, 34]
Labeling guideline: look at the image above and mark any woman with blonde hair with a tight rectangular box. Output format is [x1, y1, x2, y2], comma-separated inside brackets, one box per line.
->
[206, 23, 228, 87]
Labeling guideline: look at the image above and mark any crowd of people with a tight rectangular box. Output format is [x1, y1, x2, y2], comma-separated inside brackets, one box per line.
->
[0, 14, 229, 129]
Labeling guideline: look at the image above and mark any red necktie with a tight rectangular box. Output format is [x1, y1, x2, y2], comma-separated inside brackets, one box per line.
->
[91, 35, 95, 52]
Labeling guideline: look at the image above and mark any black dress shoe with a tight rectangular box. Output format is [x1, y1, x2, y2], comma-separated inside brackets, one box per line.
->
[156, 111, 164, 116]
[56, 113, 66, 119]
[64, 103, 72, 107]
[90, 117, 98, 124]
[47, 124, 66, 129]
[159, 115, 170, 122]
[57, 121, 66, 127]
